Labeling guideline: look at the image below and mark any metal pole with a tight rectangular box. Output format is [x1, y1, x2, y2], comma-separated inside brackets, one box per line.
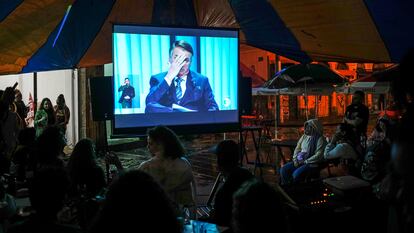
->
[274, 95, 278, 139]
[33, 72, 37, 116]
[71, 69, 77, 145]
[305, 80, 308, 120]
[274, 55, 281, 139]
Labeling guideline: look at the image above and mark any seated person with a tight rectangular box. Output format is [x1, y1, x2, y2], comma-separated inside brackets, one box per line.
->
[89, 170, 181, 233]
[361, 117, 393, 184]
[11, 127, 36, 183]
[138, 126, 194, 210]
[66, 138, 107, 229]
[0, 180, 17, 233]
[67, 138, 106, 198]
[232, 179, 289, 233]
[8, 167, 82, 233]
[209, 140, 253, 226]
[280, 119, 327, 185]
[33, 126, 66, 171]
[324, 123, 361, 176]
[145, 40, 219, 113]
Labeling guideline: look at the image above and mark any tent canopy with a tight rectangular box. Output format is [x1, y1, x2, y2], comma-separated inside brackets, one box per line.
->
[1, 0, 413, 75]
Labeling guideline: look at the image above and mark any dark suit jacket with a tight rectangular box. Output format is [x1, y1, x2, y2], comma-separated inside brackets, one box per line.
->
[145, 71, 219, 113]
[118, 85, 135, 104]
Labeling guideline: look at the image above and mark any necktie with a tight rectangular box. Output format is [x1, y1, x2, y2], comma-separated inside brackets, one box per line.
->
[175, 77, 183, 103]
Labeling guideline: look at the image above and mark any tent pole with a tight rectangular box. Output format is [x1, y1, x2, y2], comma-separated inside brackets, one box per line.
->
[305, 81, 308, 120]
[274, 94, 278, 139]
[71, 68, 77, 146]
[33, 72, 37, 116]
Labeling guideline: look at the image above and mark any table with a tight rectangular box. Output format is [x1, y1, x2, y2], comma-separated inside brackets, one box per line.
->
[271, 139, 298, 173]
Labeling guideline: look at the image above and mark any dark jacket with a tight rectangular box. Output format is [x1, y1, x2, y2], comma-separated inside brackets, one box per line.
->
[145, 71, 219, 113]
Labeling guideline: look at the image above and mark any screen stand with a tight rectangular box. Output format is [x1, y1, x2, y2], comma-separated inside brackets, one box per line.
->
[95, 120, 115, 182]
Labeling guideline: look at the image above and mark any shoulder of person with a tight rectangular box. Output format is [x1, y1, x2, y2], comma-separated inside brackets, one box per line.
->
[189, 71, 208, 81]
[318, 136, 327, 143]
[138, 161, 149, 171]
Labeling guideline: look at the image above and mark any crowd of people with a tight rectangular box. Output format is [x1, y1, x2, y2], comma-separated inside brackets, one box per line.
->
[277, 50, 414, 233]
[1, 50, 414, 233]
[0, 89, 288, 233]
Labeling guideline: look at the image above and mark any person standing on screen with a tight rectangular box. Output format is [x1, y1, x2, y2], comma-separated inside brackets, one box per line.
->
[145, 40, 219, 113]
[118, 77, 135, 108]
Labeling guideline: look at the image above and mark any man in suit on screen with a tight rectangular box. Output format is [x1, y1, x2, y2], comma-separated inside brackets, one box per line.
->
[145, 40, 219, 113]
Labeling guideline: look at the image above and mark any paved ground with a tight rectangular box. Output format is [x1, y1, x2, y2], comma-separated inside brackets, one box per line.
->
[95, 116, 379, 206]
[99, 130, 306, 206]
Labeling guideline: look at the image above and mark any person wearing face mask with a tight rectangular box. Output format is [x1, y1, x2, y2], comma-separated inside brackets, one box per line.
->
[145, 40, 219, 113]
[279, 119, 327, 185]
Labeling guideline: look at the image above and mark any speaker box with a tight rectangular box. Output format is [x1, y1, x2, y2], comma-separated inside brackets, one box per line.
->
[239, 77, 252, 115]
[89, 76, 114, 121]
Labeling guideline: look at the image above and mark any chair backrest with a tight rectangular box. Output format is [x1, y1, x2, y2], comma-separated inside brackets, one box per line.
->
[181, 157, 197, 220]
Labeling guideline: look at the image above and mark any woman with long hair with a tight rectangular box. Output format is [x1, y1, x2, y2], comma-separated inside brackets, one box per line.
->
[66, 138, 106, 229]
[34, 98, 55, 138]
[67, 138, 106, 197]
[54, 94, 70, 136]
[138, 126, 194, 210]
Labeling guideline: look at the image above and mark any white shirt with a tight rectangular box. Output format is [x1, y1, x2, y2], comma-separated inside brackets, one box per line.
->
[324, 142, 359, 160]
[138, 155, 194, 206]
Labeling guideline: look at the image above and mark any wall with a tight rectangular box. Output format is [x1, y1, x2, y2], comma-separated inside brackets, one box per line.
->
[0, 73, 34, 104]
[240, 44, 269, 80]
[0, 70, 79, 146]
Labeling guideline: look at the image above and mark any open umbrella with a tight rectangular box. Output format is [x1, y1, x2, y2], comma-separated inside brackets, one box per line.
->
[340, 65, 397, 95]
[264, 64, 345, 89]
[261, 63, 345, 137]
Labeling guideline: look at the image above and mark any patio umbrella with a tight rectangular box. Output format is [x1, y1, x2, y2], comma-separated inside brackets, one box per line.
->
[262, 63, 345, 137]
[264, 64, 345, 89]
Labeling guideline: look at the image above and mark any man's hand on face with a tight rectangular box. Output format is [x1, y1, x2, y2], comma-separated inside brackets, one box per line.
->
[165, 54, 187, 84]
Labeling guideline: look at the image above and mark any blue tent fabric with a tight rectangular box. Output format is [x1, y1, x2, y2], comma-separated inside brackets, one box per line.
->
[364, 0, 414, 62]
[3, 0, 414, 74]
[152, 0, 198, 26]
[22, 0, 115, 73]
[230, 0, 311, 63]
[0, 0, 23, 22]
